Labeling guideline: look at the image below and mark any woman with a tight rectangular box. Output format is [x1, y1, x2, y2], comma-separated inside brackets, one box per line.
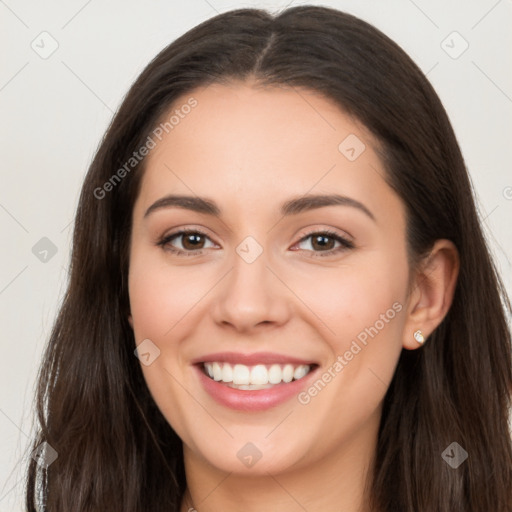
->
[25, 6, 512, 512]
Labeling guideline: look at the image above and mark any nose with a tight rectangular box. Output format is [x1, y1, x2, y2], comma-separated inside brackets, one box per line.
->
[211, 244, 292, 334]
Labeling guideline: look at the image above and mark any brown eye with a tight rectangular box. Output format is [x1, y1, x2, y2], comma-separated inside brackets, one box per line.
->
[310, 234, 336, 251]
[180, 232, 206, 250]
[157, 229, 215, 255]
[294, 230, 354, 257]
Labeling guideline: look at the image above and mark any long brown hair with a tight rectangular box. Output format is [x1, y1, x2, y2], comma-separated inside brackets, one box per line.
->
[25, 6, 512, 511]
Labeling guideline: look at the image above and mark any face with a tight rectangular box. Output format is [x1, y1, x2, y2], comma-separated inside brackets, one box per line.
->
[128, 82, 411, 476]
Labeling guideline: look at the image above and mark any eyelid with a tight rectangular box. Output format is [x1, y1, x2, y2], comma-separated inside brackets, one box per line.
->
[157, 226, 354, 257]
[156, 226, 216, 254]
[291, 227, 354, 256]
[295, 225, 354, 244]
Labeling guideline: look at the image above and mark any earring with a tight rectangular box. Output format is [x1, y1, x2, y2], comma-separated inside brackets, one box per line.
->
[413, 330, 425, 344]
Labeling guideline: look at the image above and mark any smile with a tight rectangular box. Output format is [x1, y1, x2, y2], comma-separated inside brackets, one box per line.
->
[202, 362, 314, 390]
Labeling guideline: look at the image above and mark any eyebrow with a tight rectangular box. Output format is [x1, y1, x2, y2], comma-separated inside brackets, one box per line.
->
[143, 193, 376, 222]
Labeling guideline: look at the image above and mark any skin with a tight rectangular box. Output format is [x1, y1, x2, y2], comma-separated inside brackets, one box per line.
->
[127, 81, 459, 512]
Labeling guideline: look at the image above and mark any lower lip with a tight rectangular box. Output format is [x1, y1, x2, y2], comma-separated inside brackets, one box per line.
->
[194, 364, 318, 412]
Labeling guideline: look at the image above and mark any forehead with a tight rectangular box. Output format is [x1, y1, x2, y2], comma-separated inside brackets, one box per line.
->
[135, 82, 404, 228]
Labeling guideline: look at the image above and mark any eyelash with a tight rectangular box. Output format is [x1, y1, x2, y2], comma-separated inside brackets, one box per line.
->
[156, 228, 355, 258]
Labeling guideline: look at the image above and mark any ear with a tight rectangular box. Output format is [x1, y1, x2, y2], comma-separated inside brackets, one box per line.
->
[128, 313, 133, 329]
[402, 239, 460, 350]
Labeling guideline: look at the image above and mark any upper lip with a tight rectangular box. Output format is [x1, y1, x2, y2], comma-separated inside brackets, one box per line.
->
[191, 352, 317, 366]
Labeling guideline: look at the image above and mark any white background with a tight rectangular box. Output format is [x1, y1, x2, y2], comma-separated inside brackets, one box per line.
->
[1, 0, 511, 510]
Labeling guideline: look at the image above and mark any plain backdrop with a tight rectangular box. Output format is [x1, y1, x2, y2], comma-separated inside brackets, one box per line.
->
[1, 1, 511, 510]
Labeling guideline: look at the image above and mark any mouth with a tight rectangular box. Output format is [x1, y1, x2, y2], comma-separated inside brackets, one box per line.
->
[192, 351, 320, 411]
[200, 361, 318, 390]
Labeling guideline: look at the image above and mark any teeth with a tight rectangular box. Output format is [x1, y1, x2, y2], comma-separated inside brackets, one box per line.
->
[294, 365, 308, 380]
[221, 363, 233, 383]
[233, 364, 250, 385]
[229, 383, 274, 390]
[282, 364, 294, 383]
[212, 362, 223, 381]
[203, 362, 312, 386]
[268, 364, 282, 384]
[250, 365, 268, 385]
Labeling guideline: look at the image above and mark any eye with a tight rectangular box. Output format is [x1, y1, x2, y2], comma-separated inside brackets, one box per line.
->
[292, 229, 354, 257]
[156, 229, 216, 256]
[156, 228, 354, 258]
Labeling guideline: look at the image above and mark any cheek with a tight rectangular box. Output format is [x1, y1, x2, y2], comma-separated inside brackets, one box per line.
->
[128, 255, 209, 339]
[128, 256, 197, 437]
[288, 255, 407, 405]
[289, 261, 406, 347]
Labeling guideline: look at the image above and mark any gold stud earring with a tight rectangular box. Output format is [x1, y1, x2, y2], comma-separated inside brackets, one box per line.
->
[413, 330, 425, 344]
